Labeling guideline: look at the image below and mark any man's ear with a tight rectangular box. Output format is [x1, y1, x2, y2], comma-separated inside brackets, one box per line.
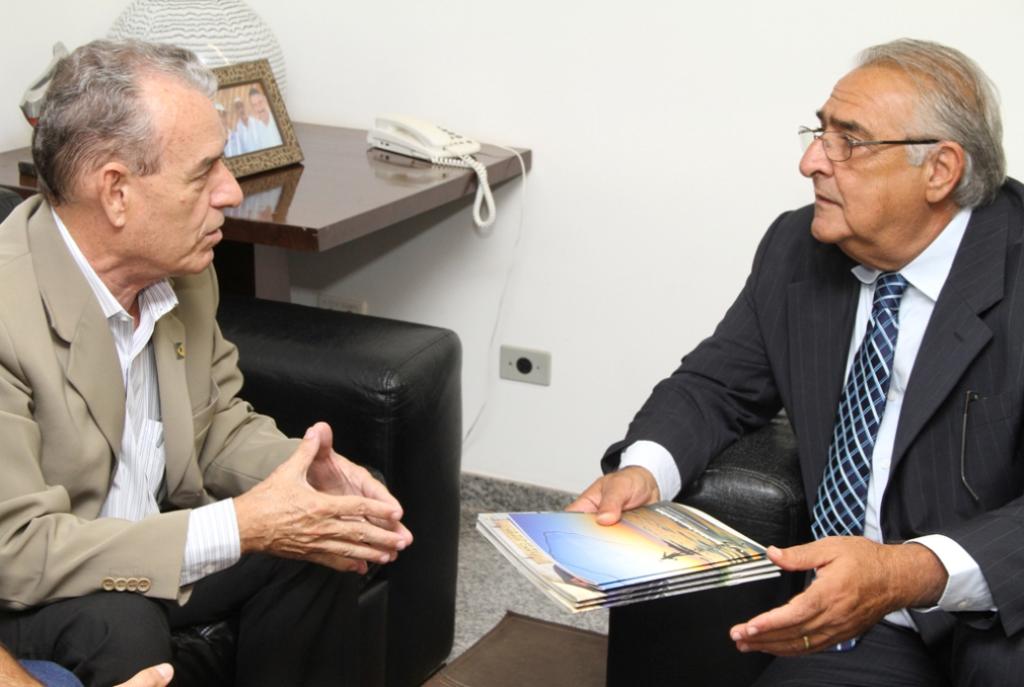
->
[96, 162, 132, 228]
[924, 141, 966, 204]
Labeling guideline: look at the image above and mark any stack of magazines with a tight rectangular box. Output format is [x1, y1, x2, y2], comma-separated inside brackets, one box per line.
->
[477, 502, 780, 612]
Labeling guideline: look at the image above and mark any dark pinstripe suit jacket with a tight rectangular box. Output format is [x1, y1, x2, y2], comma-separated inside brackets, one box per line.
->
[604, 178, 1024, 643]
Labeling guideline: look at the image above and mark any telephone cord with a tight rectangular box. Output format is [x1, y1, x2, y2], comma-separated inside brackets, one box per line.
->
[432, 154, 496, 229]
[459, 144, 528, 449]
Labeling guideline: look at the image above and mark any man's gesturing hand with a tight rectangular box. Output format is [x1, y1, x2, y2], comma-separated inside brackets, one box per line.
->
[566, 467, 660, 525]
[305, 422, 400, 502]
[728, 537, 947, 655]
[234, 423, 413, 574]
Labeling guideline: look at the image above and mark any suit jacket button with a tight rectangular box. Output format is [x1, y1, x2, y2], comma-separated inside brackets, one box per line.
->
[101, 577, 115, 592]
[114, 578, 128, 592]
[138, 578, 152, 593]
[126, 578, 139, 592]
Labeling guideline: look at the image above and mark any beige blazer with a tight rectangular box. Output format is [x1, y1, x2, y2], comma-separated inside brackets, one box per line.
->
[0, 196, 296, 609]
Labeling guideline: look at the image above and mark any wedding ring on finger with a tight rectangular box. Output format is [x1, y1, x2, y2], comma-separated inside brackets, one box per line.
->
[802, 635, 811, 651]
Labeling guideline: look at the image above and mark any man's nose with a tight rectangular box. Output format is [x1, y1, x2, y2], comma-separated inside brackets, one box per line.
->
[799, 136, 833, 178]
[211, 160, 243, 208]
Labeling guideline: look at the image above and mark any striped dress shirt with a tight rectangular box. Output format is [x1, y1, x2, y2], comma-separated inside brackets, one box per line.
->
[53, 210, 241, 585]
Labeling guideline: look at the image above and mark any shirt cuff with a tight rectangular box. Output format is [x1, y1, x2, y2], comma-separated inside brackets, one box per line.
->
[618, 440, 682, 502]
[180, 498, 242, 586]
[907, 534, 996, 613]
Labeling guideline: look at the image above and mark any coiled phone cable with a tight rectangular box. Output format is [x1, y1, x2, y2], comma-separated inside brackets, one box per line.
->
[432, 153, 496, 229]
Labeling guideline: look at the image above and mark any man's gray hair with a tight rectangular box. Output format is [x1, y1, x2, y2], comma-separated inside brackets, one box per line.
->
[32, 39, 217, 205]
[857, 38, 1005, 208]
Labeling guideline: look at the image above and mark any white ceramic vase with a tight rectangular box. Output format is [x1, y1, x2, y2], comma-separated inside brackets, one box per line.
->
[108, 0, 287, 97]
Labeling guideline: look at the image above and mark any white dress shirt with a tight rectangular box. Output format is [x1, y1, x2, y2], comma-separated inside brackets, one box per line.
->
[621, 207, 995, 628]
[54, 210, 241, 586]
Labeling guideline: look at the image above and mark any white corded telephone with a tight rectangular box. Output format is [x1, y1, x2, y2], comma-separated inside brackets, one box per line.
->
[367, 115, 495, 228]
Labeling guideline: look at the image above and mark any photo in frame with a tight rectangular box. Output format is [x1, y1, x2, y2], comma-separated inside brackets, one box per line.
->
[212, 59, 302, 177]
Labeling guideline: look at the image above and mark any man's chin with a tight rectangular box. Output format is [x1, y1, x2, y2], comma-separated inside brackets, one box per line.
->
[174, 248, 217, 277]
[809, 216, 849, 246]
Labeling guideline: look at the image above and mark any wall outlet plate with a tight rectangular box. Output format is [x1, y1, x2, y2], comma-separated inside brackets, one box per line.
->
[499, 345, 551, 386]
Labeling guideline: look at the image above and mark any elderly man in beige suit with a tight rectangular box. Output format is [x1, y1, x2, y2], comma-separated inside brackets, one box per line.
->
[0, 40, 413, 687]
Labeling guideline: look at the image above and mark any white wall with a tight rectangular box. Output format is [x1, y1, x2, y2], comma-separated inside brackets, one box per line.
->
[3, 1, 1023, 493]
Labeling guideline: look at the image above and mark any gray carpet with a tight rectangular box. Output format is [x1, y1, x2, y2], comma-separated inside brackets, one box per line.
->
[449, 474, 608, 659]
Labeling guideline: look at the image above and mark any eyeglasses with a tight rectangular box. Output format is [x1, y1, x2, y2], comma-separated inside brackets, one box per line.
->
[798, 126, 940, 162]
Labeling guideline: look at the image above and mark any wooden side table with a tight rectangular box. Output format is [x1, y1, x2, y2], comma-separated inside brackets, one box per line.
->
[0, 122, 531, 300]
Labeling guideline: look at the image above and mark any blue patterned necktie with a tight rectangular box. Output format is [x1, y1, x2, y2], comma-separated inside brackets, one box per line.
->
[812, 272, 908, 540]
[810, 272, 907, 652]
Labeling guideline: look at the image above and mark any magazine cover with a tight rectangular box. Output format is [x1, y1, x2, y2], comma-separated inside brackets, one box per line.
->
[477, 502, 779, 612]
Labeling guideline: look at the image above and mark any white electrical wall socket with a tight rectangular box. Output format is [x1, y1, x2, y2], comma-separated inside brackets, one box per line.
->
[500, 346, 551, 386]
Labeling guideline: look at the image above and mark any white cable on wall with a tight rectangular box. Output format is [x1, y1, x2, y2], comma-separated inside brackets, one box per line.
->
[462, 145, 528, 449]
[431, 153, 497, 229]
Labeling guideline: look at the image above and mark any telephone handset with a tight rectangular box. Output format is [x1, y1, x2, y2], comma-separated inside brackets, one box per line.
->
[368, 115, 495, 229]
[367, 115, 480, 160]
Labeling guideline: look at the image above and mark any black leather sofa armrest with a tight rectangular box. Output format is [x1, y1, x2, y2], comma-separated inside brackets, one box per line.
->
[607, 417, 809, 687]
[681, 415, 808, 548]
[216, 294, 462, 687]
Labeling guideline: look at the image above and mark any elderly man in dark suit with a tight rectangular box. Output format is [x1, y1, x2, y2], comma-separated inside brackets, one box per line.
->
[570, 39, 1024, 685]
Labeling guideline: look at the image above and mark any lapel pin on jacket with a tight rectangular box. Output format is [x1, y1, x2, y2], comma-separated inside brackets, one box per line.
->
[175, 342, 186, 359]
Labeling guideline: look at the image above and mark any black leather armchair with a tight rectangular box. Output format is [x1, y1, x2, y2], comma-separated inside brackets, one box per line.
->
[209, 294, 463, 687]
[606, 416, 810, 687]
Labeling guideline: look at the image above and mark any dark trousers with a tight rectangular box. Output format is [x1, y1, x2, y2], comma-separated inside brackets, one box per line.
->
[0, 554, 358, 687]
[752, 620, 1024, 687]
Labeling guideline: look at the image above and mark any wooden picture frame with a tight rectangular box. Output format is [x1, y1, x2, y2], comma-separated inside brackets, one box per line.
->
[211, 59, 303, 178]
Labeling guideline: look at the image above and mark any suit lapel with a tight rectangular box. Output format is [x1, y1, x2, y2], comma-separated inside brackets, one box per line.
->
[153, 309, 194, 496]
[891, 200, 1007, 470]
[787, 244, 859, 497]
[28, 202, 125, 458]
